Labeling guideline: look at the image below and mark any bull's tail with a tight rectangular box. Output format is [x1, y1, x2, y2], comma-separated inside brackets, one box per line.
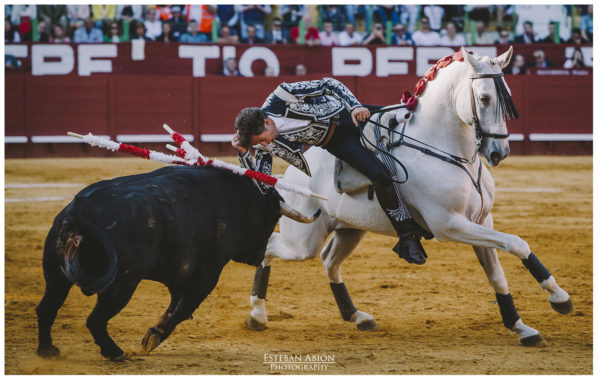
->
[58, 214, 118, 296]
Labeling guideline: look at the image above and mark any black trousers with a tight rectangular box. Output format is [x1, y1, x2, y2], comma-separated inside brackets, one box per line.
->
[324, 110, 391, 187]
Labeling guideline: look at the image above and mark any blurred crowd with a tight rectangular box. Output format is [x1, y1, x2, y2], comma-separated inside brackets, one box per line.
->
[5, 4, 593, 74]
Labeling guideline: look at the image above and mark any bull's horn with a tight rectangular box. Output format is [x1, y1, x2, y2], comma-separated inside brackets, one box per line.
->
[279, 202, 321, 224]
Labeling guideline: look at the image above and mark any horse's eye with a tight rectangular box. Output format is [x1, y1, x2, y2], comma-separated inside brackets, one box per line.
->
[480, 95, 490, 104]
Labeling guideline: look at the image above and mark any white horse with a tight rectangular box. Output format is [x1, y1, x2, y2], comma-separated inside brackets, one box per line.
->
[246, 47, 573, 346]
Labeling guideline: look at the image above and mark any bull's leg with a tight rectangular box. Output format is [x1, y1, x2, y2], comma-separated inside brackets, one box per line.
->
[473, 245, 544, 346]
[86, 275, 140, 361]
[141, 286, 181, 352]
[141, 273, 221, 353]
[36, 232, 73, 358]
[320, 229, 378, 331]
[432, 214, 573, 315]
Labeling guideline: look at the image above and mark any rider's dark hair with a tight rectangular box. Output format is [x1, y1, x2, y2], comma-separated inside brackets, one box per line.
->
[234, 107, 266, 148]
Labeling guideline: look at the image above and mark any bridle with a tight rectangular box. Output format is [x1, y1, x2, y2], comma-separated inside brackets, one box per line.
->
[469, 72, 511, 146]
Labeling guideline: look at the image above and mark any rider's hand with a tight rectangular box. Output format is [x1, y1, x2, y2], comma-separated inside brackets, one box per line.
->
[351, 106, 370, 127]
[231, 133, 247, 155]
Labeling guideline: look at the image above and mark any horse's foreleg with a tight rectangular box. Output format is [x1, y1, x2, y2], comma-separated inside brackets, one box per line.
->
[321, 229, 378, 331]
[437, 215, 573, 315]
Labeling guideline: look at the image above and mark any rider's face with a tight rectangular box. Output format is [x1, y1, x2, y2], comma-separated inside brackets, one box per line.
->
[250, 118, 278, 146]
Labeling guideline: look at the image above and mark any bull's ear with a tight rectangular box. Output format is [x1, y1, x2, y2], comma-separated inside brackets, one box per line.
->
[496, 46, 514, 69]
[462, 46, 481, 71]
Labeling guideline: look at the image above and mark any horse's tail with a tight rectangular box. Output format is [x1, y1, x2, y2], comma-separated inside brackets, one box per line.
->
[58, 211, 118, 296]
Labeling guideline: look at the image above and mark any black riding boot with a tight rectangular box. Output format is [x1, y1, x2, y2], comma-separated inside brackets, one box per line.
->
[374, 183, 428, 265]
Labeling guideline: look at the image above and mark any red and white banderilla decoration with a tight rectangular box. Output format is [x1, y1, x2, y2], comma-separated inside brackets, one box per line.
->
[67, 128, 327, 201]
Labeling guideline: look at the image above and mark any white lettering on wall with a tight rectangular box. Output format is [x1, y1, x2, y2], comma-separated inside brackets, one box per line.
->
[416, 47, 454, 76]
[332, 47, 373, 76]
[238, 47, 279, 77]
[376, 47, 413, 77]
[31, 44, 74, 76]
[78, 44, 117, 76]
[179, 45, 220, 77]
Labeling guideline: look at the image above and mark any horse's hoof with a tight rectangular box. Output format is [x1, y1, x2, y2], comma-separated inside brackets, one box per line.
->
[520, 334, 545, 347]
[550, 299, 574, 315]
[246, 315, 268, 331]
[37, 344, 60, 358]
[141, 328, 162, 353]
[111, 350, 133, 362]
[357, 319, 379, 331]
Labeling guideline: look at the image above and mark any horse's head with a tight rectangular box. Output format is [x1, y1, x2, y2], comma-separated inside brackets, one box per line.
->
[455, 47, 519, 167]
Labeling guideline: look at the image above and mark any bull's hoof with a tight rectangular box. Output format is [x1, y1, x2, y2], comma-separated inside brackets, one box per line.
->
[141, 328, 162, 353]
[37, 344, 60, 358]
[550, 299, 574, 315]
[111, 350, 133, 362]
[357, 319, 379, 331]
[520, 334, 545, 347]
[246, 315, 268, 331]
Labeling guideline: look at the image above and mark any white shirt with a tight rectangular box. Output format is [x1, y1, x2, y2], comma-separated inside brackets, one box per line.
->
[319, 31, 339, 46]
[144, 20, 162, 40]
[338, 30, 363, 46]
[269, 116, 309, 133]
[411, 30, 441, 46]
[439, 33, 466, 46]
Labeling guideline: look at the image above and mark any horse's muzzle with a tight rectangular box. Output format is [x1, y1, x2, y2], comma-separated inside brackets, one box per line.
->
[483, 139, 510, 167]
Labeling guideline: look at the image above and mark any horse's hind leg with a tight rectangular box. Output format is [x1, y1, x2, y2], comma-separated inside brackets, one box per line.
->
[86, 275, 140, 361]
[36, 230, 73, 358]
[473, 244, 544, 346]
[435, 215, 573, 315]
[320, 229, 377, 331]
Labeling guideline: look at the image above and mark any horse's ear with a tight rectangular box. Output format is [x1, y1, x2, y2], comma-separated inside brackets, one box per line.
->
[496, 46, 514, 69]
[461, 46, 480, 71]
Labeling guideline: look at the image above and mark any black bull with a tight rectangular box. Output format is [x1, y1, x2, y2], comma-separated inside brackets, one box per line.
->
[35, 165, 295, 361]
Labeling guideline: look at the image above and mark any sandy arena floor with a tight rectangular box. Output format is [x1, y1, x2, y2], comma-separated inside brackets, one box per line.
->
[4, 156, 592, 375]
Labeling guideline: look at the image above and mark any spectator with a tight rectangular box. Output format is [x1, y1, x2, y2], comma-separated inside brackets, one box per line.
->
[157, 5, 173, 22]
[185, 5, 216, 37]
[399, 5, 419, 34]
[423, 5, 445, 32]
[73, 17, 103, 43]
[320, 5, 347, 32]
[319, 20, 339, 46]
[240, 5, 271, 40]
[51, 24, 71, 43]
[240, 24, 263, 44]
[156, 22, 176, 42]
[264, 17, 288, 44]
[144, 8, 162, 41]
[295, 63, 307, 76]
[5, 19, 21, 43]
[169, 6, 188, 41]
[391, 23, 413, 45]
[131, 21, 151, 41]
[343, 5, 366, 26]
[290, 16, 320, 46]
[514, 21, 537, 43]
[338, 22, 363, 46]
[217, 5, 240, 35]
[5, 54, 22, 69]
[580, 5, 593, 42]
[532, 49, 550, 68]
[264, 66, 275, 77]
[179, 20, 208, 43]
[115, 5, 143, 22]
[469, 20, 497, 45]
[222, 57, 241, 76]
[541, 21, 561, 43]
[279, 5, 307, 32]
[36, 21, 51, 42]
[104, 21, 122, 43]
[218, 25, 239, 43]
[363, 22, 386, 45]
[67, 5, 90, 31]
[373, 5, 399, 26]
[91, 5, 116, 28]
[563, 47, 586, 69]
[507, 54, 527, 75]
[463, 5, 492, 24]
[440, 21, 465, 46]
[411, 16, 441, 46]
[10, 4, 36, 42]
[494, 28, 513, 44]
[38, 5, 68, 31]
[567, 28, 589, 44]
